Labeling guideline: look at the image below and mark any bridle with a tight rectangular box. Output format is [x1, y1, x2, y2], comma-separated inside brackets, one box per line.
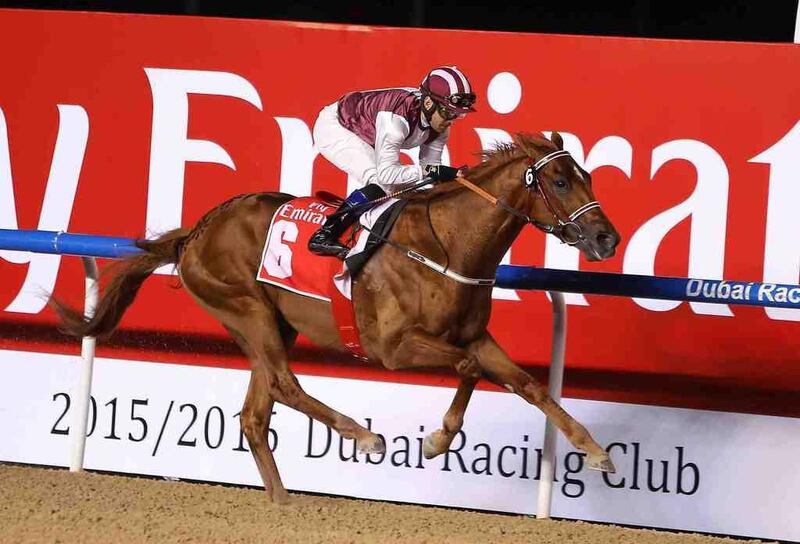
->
[456, 146, 601, 246]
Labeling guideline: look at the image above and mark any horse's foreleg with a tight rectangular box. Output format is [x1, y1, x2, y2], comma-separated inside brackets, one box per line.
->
[384, 328, 482, 458]
[385, 327, 482, 378]
[470, 334, 616, 473]
[422, 376, 478, 459]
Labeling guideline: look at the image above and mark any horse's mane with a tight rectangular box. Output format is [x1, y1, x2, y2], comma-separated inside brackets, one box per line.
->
[469, 132, 555, 178]
[407, 132, 555, 202]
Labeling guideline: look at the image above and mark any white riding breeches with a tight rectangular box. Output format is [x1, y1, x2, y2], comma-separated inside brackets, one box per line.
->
[313, 103, 378, 188]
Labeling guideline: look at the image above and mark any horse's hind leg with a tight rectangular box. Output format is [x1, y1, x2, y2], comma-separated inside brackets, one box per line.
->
[239, 366, 287, 503]
[236, 300, 384, 435]
[216, 301, 385, 500]
[470, 333, 616, 473]
[224, 320, 295, 503]
[267, 355, 386, 456]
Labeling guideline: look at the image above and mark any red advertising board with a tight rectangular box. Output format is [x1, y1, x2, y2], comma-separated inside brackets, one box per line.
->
[1, 9, 799, 415]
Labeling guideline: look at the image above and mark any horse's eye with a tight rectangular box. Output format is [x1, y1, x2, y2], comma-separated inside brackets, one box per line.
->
[554, 178, 569, 190]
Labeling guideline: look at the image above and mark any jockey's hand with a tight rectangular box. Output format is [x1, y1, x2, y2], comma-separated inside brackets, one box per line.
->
[424, 164, 460, 183]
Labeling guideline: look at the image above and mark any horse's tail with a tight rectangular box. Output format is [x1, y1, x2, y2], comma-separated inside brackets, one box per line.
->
[50, 228, 191, 340]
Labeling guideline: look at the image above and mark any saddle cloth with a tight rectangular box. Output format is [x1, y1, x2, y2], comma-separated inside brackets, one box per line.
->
[256, 195, 398, 302]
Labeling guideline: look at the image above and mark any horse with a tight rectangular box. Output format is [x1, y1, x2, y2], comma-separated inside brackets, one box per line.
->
[52, 131, 620, 504]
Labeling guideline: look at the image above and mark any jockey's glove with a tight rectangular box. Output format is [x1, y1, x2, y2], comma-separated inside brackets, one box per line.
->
[424, 164, 460, 183]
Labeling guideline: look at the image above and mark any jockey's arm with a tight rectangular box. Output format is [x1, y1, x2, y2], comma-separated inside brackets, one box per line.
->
[373, 111, 425, 190]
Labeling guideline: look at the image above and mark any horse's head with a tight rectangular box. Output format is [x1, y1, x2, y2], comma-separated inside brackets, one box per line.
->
[511, 132, 620, 261]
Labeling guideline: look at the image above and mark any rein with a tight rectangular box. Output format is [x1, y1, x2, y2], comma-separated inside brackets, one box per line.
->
[454, 176, 553, 232]
[344, 145, 604, 287]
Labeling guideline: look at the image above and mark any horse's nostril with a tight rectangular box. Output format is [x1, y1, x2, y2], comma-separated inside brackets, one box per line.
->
[596, 232, 618, 249]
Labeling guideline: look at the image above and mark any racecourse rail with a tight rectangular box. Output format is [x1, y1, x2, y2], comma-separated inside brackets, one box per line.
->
[3, 228, 800, 519]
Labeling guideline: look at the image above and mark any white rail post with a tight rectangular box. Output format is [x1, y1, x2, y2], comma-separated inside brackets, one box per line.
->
[795, 0, 800, 43]
[536, 291, 567, 518]
[69, 256, 99, 472]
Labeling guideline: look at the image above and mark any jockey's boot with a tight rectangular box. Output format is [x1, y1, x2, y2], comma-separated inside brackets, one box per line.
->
[308, 184, 385, 259]
[307, 213, 352, 258]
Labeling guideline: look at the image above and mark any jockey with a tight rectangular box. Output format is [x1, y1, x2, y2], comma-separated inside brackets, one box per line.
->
[308, 65, 477, 258]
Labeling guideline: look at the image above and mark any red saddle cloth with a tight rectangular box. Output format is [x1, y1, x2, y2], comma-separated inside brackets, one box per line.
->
[256, 196, 367, 359]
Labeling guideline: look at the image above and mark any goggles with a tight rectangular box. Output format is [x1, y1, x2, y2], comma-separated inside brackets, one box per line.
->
[436, 103, 465, 121]
[432, 93, 476, 120]
[446, 92, 476, 109]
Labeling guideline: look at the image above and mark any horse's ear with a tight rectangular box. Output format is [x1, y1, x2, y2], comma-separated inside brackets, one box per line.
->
[550, 131, 564, 150]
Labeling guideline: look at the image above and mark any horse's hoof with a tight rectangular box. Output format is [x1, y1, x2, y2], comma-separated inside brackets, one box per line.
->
[358, 434, 386, 455]
[422, 434, 440, 459]
[587, 454, 616, 474]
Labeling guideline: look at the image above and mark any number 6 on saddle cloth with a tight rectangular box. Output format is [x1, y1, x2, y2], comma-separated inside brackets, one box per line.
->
[256, 184, 405, 300]
[256, 185, 407, 359]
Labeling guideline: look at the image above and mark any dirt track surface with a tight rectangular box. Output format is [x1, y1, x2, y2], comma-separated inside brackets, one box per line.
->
[0, 464, 774, 544]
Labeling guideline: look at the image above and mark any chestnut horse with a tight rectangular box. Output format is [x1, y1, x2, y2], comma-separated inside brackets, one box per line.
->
[53, 132, 620, 503]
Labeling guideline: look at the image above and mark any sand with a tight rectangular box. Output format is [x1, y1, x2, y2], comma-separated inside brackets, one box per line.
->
[0, 464, 775, 544]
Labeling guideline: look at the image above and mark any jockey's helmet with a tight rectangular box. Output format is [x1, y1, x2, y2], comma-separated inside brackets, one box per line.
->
[420, 66, 477, 115]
